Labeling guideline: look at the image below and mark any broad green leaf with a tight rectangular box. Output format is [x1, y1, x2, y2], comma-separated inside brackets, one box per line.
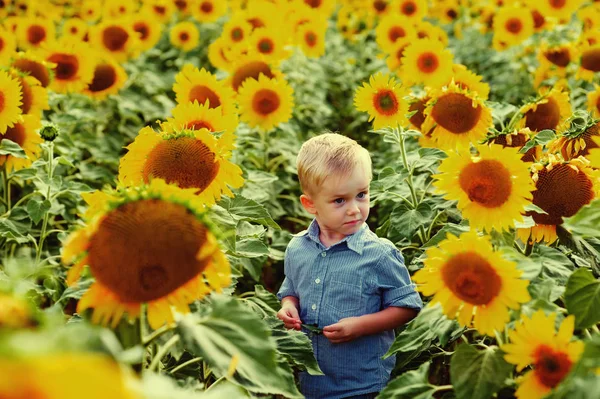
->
[0, 138, 26, 158]
[177, 296, 302, 398]
[390, 203, 432, 240]
[26, 199, 51, 224]
[565, 268, 600, 329]
[423, 223, 470, 248]
[218, 196, 279, 230]
[563, 199, 600, 238]
[233, 238, 269, 258]
[450, 344, 512, 399]
[378, 362, 438, 399]
[531, 246, 575, 285]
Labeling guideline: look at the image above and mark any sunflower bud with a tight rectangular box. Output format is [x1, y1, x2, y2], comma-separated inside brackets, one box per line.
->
[39, 124, 59, 142]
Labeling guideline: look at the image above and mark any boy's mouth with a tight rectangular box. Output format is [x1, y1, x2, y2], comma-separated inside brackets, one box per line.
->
[344, 220, 361, 225]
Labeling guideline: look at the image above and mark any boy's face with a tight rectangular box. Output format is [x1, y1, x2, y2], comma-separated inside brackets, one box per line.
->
[300, 164, 371, 242]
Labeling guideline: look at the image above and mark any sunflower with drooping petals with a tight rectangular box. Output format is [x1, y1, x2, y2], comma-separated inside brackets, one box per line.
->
[413, 231, 531, 336]
[130, 12, 163, 51]
[354, 72, 409, 130]
[489, 128, 541, 162]
[237, 74, 294, 131]
[0, 70, 23, 134]
[296, 21, 326, 58]
[62, 18, 88, 40]
[191, 0, 228, 22]
[421, 81, 493, 149]
[17, 18, 55, 50]
[226, 53, 282, 92]
[434, 144, 535, 232]
[448, 64, 490, 100]
[173, 64, 237, 115]
[519, 87, 571, 132]
[83, 58, 128, 100]
[62, 179, 232, 329]
[119, 127, 244, 206]
[375, 14, 416, 54]
[393, 0, 427, 21]
[493, 6, 534, 49]
[89, 19, 140, 63]
[161, 101, 239, 137]
[518, 155, 600, 243]
[222, 14, 253, 47]
[576, 42, 600, 81]
[536, 0, 585, 19]
[501, 311, 584, 399]
[170, 21, 200, 52]
[247, 26, 291, 62]
[0, 115, 42, 172]
[401, 38, 454, 88]
[11, 51, 55, 88]
[0, 27, 17, 63]
[39, 38, 95, 94]
[548, 113, 600, 160]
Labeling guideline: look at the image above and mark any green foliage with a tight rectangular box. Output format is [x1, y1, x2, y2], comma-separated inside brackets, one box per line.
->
[565, 268, 600, 329]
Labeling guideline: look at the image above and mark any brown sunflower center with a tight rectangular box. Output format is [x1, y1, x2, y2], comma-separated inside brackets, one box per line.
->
[373, 90, 399, 116]
[87, 199, 211, 303]
[154, 5, 166, 15]
[133, 22, 150, 40]
[409, 97, 428, 129]
[27, 25, 46, 45]
[252, 89, 280, 115]
[12, 59, 50, 87]
[179, 32, 190, 42]
[304, 0, 322, 8]
[401, 0, 416, 15]
[505, 18, 523, 34]
[442, 252, 502, 305]
[305, 31, 317, 46]
[17, 77, 32, 114]
[459, 160, 512, 208]
[581, 48, 600, 72]
[529, 163, 595, 225]
[549, 0, 566, 9]
[524, 98, 561, 131]
[248, 18, 265, 29]
[446, 8, 458, 20]
[231, 27, 244, 42]
[532, 10, 545, 29]
[2, 122, 26, 147]
[200, 1, 213, 13]
[175, 0, 187, 10]
[70, 26, 78, 34]
[493, 132, 536, 161]
[88, 63, 117, 92]
[533, 345, 572, 388]
[189, 85, 221, 108]
[102, 26, 129, 52]
[232, 61, 274, 91]
[142, 137, 221, 192]
[47, 53, 79, 80]
[417, 52, 439, 73]
[374, 0, 387, 12]
[186, 120, 214, 131]
[258, 38, 274, 53]
[544, 48, 570, 67]
[431, 93, 483, 134]
[388, 26, 406, 42]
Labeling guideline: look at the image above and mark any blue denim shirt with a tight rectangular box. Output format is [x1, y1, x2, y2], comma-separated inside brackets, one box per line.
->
[277, 219, 423, 399]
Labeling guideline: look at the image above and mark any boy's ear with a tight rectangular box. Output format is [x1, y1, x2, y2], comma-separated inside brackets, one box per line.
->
[300, 194, 317, 215]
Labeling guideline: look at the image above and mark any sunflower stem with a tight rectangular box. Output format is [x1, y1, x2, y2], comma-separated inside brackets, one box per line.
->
[148, 335, 180, 372]
[169, 357, 204, 374]
[505, 109, 522, 133]
[1, 167, 10, 211]
[142, 323, 176, 346]
[434, 385, 454, 392]
[426, 211, 443, 242]
[35, 142, 54, 266]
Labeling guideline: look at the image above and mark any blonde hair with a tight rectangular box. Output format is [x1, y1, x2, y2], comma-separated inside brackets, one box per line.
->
[296, 132, 372, 195]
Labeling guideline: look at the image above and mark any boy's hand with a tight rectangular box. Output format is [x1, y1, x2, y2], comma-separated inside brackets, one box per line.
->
[277, 304, 302, 330]
[323, 317, 364, 344]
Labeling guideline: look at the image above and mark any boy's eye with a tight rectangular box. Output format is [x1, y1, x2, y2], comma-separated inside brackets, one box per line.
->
[357, 191, 368, 199]
[333, 198, 345, 204]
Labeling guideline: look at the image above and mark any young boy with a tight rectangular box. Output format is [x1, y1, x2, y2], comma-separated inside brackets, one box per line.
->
[276, 133, 423, 399]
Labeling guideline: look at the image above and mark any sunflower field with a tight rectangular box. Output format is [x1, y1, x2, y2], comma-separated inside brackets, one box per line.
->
[2, 0, 600, 397]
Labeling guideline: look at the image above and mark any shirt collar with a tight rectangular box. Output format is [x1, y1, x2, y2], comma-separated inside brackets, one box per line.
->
[298, 219, 367, 255]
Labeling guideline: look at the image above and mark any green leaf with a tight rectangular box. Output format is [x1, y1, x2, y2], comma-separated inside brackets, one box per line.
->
[564, 268, 600, 329]
[0, 138, 26, 158]
[531, 246, 576, 285]
[524, 203, 548, 215]
[423, 223, 470, 248]
[390, 203, 431, 240]
[26, 199, 51, 224]
[450, 344, 512, 399]
[378, 362, 438, 399]
[233, 238, 269, 258]
[519, 129, 555, 153]
[218, 196, 280, 230]
[563, 199, 600, 238]
[177, 296, 302, 398]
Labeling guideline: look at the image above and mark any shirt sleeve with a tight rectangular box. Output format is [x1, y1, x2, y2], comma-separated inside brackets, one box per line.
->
[376, 247, 423, 310]
[276, 247, 297, 301]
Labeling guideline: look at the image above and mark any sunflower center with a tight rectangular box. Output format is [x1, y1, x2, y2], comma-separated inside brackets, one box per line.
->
[524, 98, 560, 131]
[459, 160, 512, 208]
[252, 89, 280, 115]
[133, 22, 150, 40]
[372, 90, 399, 116]
[248, 18, 265, 29]
[17, 77, 32, 114]
[27, 25, 46, 45]
[47, 53, 79, 80]
[175, 0, 187, 10]
[374, 0, 387, 12]
[532, 10, 545, 29]
[87, 199, 211, 303]
[232, 61, 274, 91]
[258, 38, 274, 54]
[70, 26, 78, 34]
[431, 93, 483, 134]
[417, 52, 439, 73]
[529, 163, 595, 225]
[179, 32, 190, 42]
[505, 18, 523, 34]
[186, 120, 214, 130]
[442, 252, 502, 305]
[533, 345, 572, 388]
[154, 5, 166, 15]
[189, 85, 221, 108]
[2, 122, 26, 147]
[446, 9, 457, 20]
[388, 26, 406, 42]
[200, 1, 213, 12]
[544, 48, 570, 67]
[231, 27, 244, 42]
[401, 1, 416, 15]
[142, 137, 220, 192]
[102, 26, 129, 52]
[12, 59, 50, 87]
[581, 48, 600, 72]
[549, 0, 566, 9]
[304, 0, 322, 8]
[88, 63, 117, 92]
[409, 97, 427, 129]
[305, 32, 317, 46]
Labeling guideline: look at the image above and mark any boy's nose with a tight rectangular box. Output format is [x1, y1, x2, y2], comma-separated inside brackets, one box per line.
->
[347, 203, 360, 215]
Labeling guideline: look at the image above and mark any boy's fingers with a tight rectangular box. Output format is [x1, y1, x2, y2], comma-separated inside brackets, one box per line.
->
[323, 323, 339, 332]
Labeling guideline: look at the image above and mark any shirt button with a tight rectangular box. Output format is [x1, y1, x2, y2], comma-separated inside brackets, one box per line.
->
[315, 278, 321, 284]
[311, 304, 317, 310]
[321, 252, 326, 257]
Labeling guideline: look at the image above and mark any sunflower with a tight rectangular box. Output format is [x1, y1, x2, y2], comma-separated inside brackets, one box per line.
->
[368, 0, 392, 18]
[191, 0, 228, 23]
[393, 0, 427, 21]
[0, 293, 35, 329]
[576, 42, 600, 81]
[519, 87, 571, 132]
[295, 21, 326, 58]
[89, 19, 140, 63]
[62, 18, 88, 40]
[413, 20, 449, 45]
[102, 0, 136, 19]
[237, 74, 294, 131]
[0, 354, 141, 399]
[297, 0, 337, 16]
[174, 0, 193, 15]
[0, 70, 23, 134]
[431, 0, 460, 25]
[518, 155, 600, 243]
[434, 144, 534, 232]
[421, 81, 493, 149]
[247, 26, 291, 62]
[3, 16, 21, 35]
[222, 14, 253, 47]
[226, 53, 282, 92]
[118, 127, 244, 206]
[62, 179, 232, 329]
[243, 0, 280, 30]
[141, 0, 176, 24]
[83, 58, 128, 100]
[39, 38, 95, 94]
[493, 6, 534, 49]
[588, 85, 600, 117]
[536, 0, 585, 19]
[161, 100, 239, 136]
[79, 2, 102, 22]
[489, 128, 540, 162]
[577, 5, 600, 31]
[534, 43, 577, 87]
[548, 114, 599, 160]
[0, 27, 16, 64]
[131, 12, 163, 52]
[385, 40, 411, 74]
[375, 14, 416, 54]
[207, 37, 234, 70]
[354, 72, 408, 130]
[501, 311, 584, 399]
[17, 18, 55, 50]
[173, 64, 237, 115]
[170, 21, 200, 52]
[0, 115, 42, 172]
[11, 51, 55, 88]
[401, 38, 454, 88]
[336, 4, 375, 42]
[413, 231, 530, 336]
[407, 94, 429, 131]
[448, 64, 490, 100]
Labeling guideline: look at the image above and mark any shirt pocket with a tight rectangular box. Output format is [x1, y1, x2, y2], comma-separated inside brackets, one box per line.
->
[323, 279, 362, 319]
